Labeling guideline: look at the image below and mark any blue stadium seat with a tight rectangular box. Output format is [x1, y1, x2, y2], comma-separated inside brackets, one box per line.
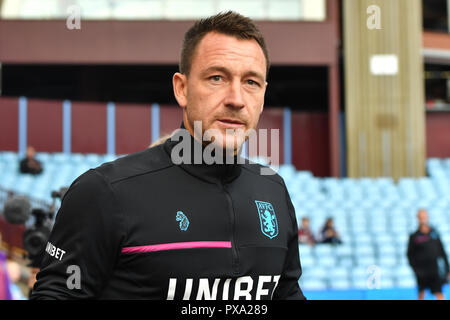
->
[349, 219, 368, 234]
[335, 244, 353, 257]
[393, 233, 410, 246]
[377, 255, 397, 268]
[84, 153, 104, 168]
[35, 152, 51, 163]
[390, 222, 409, 233]
[0, 151, 18, 163]
[351, 277, 368, 289]
[303, 266, 327, 281]
[377, 243, 397, 256]
[51, 153, 71, 163]
[298, 244, 313, 257]
[397, 255, 409, 267]
[396, 277, 416, 288]
[371, 222, 388, 233]
[354, 255, 376, 267]
[350, 267, 369, 289]
[278, 164, 296, 182]
[0, 171, 19, 189]
[354, 244, 375, 257]
[394, 265, 415, 279]
[442, 234, 450, 249]
[316, 255, 336, 267]
[14, 175, 34, 194]
[300, 255, 315, 269]
[373, 234, 393, 246]
[380, 276, 396, 289]
[103, 154, 119, 163]
[352, 266, 369, 278]
[337, 256, 354, 268]
[314, 244, 335, 257]
[350, 233, 372, 246]
[300, 278, 327, 291]
[69, 153, 85, 164]
[329, 278, 351, 290]
[327, 266, 349, 280]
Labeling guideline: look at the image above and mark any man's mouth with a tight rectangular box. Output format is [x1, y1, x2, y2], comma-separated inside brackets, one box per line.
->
[217, 118, 245, 128]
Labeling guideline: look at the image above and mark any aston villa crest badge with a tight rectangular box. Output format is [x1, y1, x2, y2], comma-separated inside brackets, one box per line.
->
[255, 200, 279, 239]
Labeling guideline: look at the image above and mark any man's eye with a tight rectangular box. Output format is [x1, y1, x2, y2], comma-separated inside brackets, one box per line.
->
[210, 75, 222, 81]
[247, 79, 259, 86]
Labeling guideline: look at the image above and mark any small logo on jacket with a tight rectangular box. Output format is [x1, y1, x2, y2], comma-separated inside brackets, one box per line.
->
[176, 211, 189, 231]
[255, 201, 278, 239]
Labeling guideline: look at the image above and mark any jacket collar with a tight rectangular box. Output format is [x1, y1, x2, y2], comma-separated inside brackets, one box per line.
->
[163, 122, 244, 184]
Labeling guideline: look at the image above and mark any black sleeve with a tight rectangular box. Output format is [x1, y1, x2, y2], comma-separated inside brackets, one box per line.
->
[19, 158, 28, 173]
[35, 160, 43, 174]
[273, 183, 306, 300]
[437, 236, 450, 273]
[30, 169, 125, 299]
[407, 234, 416, 271]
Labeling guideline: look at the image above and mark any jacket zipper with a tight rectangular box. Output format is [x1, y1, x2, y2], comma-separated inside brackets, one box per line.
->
[221, 183, 240, 275]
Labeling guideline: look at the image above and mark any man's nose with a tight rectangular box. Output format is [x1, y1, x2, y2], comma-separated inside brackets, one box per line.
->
[224, 80, 245, 109]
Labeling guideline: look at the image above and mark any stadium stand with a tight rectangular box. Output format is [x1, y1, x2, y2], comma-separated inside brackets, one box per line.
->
[280, 158, 450, 294]
[0, 152, 450, 297]
[0, 151, 120, 203]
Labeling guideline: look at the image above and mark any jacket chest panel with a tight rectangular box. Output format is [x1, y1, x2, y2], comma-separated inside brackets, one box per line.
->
[225, 180, 290, 249]
[122, 182, 232, 246]
[113, 171, 290, 292]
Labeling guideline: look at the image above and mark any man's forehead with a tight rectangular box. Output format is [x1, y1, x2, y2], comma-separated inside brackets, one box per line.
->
[192, 32, 267, 74]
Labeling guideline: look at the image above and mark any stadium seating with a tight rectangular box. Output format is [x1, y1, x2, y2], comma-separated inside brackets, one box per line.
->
[0, 152, 122, 203]
[0, 152, 450, 293]
[292, 157, 450, 291]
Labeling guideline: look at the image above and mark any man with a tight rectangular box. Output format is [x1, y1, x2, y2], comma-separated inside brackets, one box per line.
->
[19, 146, 43, 175]
[0, 251, 12, 300]
[298, 217, 316, 246]
[319, 217, 342, 245]
[407, 209, 450, 300]
[30, 11, 305, 300]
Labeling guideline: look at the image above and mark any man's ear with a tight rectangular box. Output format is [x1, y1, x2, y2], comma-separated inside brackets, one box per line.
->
[173, 72, 188, 108]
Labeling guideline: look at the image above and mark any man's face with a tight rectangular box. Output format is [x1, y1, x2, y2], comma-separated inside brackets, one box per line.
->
[302, 219, 310, 228]
[173, 31, 267, 152]
[26, 146, 35, 158]
[417, 210, 429, 226]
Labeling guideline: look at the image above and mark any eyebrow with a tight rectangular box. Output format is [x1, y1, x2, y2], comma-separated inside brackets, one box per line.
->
[201, 66, 265, 83]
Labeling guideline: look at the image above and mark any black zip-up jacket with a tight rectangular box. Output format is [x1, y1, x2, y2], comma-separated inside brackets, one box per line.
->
[30, 130, 305, 300]
[407, 227, 449, 279]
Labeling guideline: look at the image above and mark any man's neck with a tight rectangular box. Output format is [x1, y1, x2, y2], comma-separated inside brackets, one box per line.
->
[419, 224, 430, 234]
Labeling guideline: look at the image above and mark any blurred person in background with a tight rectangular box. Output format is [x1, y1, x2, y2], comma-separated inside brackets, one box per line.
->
[19, 146, 43, 175]
[407, 209, 450, 300]
[0, 234, 28, 300]
[0, 251, 12, 300]
[298, 217, 316, 246]
[319, 217, 342, 245]
[5, 260, 27, 300]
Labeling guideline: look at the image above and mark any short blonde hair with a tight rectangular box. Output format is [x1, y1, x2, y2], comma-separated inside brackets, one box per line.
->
[148, 132, 175, 148]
